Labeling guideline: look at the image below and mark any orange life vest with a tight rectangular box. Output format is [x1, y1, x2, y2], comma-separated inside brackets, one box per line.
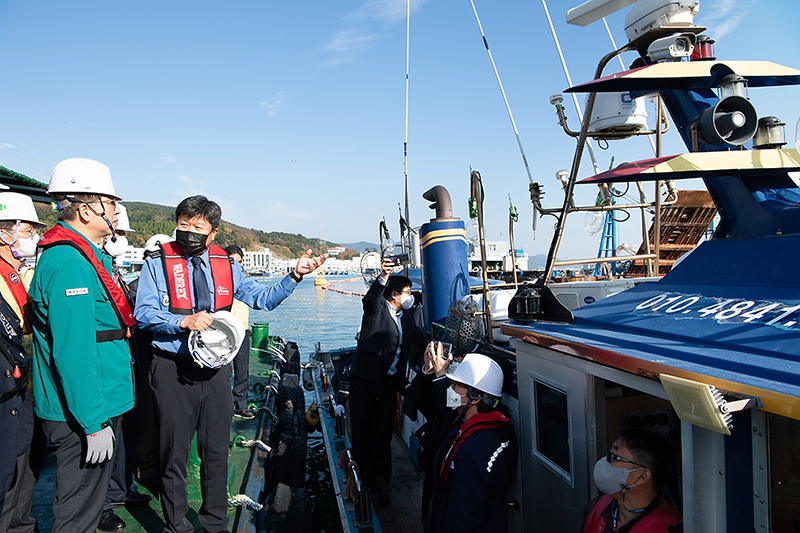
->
[160, 241, 233, 315]
[0, 258, 31, 334]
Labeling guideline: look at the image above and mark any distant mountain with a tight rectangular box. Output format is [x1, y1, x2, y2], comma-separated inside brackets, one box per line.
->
[339, 241, 379, 254]
[528, 254, 547, 270]
[33, 200, 349, 260]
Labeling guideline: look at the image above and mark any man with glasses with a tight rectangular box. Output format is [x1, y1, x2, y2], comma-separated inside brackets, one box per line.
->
[29, 158, 136, 532]
[348, 258, 430, 504]
[0, 192, 44, 531]
[582, 426, 682, 532]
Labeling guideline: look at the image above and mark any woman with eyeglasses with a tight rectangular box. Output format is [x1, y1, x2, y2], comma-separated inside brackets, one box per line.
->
[581, 426, 683, 532]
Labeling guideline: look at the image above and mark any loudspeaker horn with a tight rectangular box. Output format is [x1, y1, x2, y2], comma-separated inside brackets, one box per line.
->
[697, 95, 757, 146]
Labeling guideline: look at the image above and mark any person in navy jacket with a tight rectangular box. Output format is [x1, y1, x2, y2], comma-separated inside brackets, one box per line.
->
[426, 353, 517, 533]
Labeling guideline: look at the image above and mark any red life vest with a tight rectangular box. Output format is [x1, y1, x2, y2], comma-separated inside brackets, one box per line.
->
[583, 494, 682, 533]
[0, 257, 31, 334]
[160, 241, 233, 315]
[37, 224, 135, 330]
[438, 410, 509, 489]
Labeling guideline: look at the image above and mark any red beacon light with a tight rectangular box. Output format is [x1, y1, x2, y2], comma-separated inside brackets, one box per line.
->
[690, 34, 716, 61]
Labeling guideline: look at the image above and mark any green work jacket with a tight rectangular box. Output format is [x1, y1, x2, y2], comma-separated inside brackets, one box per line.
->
[29, 222, 134, 434]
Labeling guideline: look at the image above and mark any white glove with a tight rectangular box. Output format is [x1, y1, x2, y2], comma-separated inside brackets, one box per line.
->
[85, 426, 115, 464]
[334, 404, 345, 417]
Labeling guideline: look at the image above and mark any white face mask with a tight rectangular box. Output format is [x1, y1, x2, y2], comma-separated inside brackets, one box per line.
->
[446, 385, 464, 409]
[592, 457, 643, 496]
[104, 235, 128, 258]
[15, 235, 40, 259]
[400, 293, 414, 310]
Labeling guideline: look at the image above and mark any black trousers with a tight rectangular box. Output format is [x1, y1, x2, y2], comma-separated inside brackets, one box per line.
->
[151, 351, 233, 533]
[0, 417, 44, 533]
[349, 373, 401, 485]
[231, 331, 251, 411]
[104, 404, 140, 510]
[42, 416, 120, 533]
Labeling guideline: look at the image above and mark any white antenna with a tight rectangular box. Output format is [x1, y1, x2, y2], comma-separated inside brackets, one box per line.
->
[469, 0, 535, 185]
[403, 0, 411, 242]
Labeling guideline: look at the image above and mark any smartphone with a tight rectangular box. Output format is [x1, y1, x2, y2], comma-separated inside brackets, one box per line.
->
[439, 341, 453, 359]
[384, 253, 410, 266]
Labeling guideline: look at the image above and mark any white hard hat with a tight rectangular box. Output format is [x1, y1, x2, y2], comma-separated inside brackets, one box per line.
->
[189, 311, 246, 369]
[144, 233, 173, 254]
[0, 192, 41, 225]
[115, 203, 133, 233]
[447, 353, 504, 398]
[48, 158, 121, 200]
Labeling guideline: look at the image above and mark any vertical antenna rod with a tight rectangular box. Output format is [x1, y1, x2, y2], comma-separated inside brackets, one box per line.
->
[403, 0, 411, 253]
[469, 0, 535, 186]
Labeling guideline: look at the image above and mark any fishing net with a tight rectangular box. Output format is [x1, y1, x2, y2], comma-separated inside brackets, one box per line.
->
[442, 296, 484, 355]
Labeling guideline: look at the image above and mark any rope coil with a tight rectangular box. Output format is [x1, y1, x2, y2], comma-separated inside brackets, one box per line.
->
[228, 494, 263, 511]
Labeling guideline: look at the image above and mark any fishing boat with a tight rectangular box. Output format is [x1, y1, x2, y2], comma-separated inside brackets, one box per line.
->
[305, 0, 800, 532]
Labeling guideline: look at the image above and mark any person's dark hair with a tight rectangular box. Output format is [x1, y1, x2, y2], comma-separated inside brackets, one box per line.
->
[175, 195, 222, 229]
[615, 426, 675, 489]
[383, 275, 412, 300]
[224, 244, 244, 258]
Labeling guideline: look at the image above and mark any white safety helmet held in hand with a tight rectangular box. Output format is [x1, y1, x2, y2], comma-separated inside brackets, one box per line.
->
[48, 158, 121, 200]
[114, 204, 133, 233]
[189, 311, 246, 369]
[144, 234, 173, 254]
[0, 192, 42, 225]
[447, 353, 504, 398]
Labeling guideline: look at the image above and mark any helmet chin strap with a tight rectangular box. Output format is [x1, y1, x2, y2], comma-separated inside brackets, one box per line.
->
[81, 195, 116, 242]
[0, 222, 25, 263]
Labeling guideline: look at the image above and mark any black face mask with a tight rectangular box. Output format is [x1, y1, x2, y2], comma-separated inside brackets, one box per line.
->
[175, 229, 209, 256]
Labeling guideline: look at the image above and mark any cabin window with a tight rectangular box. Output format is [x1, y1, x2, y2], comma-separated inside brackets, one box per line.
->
[768, 413, 800, 532]
[533, 379, 571, 478]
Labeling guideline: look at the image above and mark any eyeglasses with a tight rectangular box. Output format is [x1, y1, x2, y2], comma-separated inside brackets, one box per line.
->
[400, 289, 412, 295]
[93, 199, 117, 208]
[606, 450, 647, 469]
[18, 226, 39, 238]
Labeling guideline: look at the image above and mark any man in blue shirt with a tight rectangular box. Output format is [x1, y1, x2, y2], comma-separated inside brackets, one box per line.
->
[134, 195, 326, 533]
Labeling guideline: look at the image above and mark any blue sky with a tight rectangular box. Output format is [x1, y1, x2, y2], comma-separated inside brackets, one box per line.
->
[1, 0, 799, 259]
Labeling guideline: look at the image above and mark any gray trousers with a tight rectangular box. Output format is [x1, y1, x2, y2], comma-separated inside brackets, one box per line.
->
[42, 416, 119, 533]
[151, 351, 233, 533]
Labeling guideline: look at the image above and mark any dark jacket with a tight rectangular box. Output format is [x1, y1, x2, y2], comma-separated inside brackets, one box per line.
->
[427, 407, 517, 533]
[349, 277, 428, 386]
[0, 292, 32, 515]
